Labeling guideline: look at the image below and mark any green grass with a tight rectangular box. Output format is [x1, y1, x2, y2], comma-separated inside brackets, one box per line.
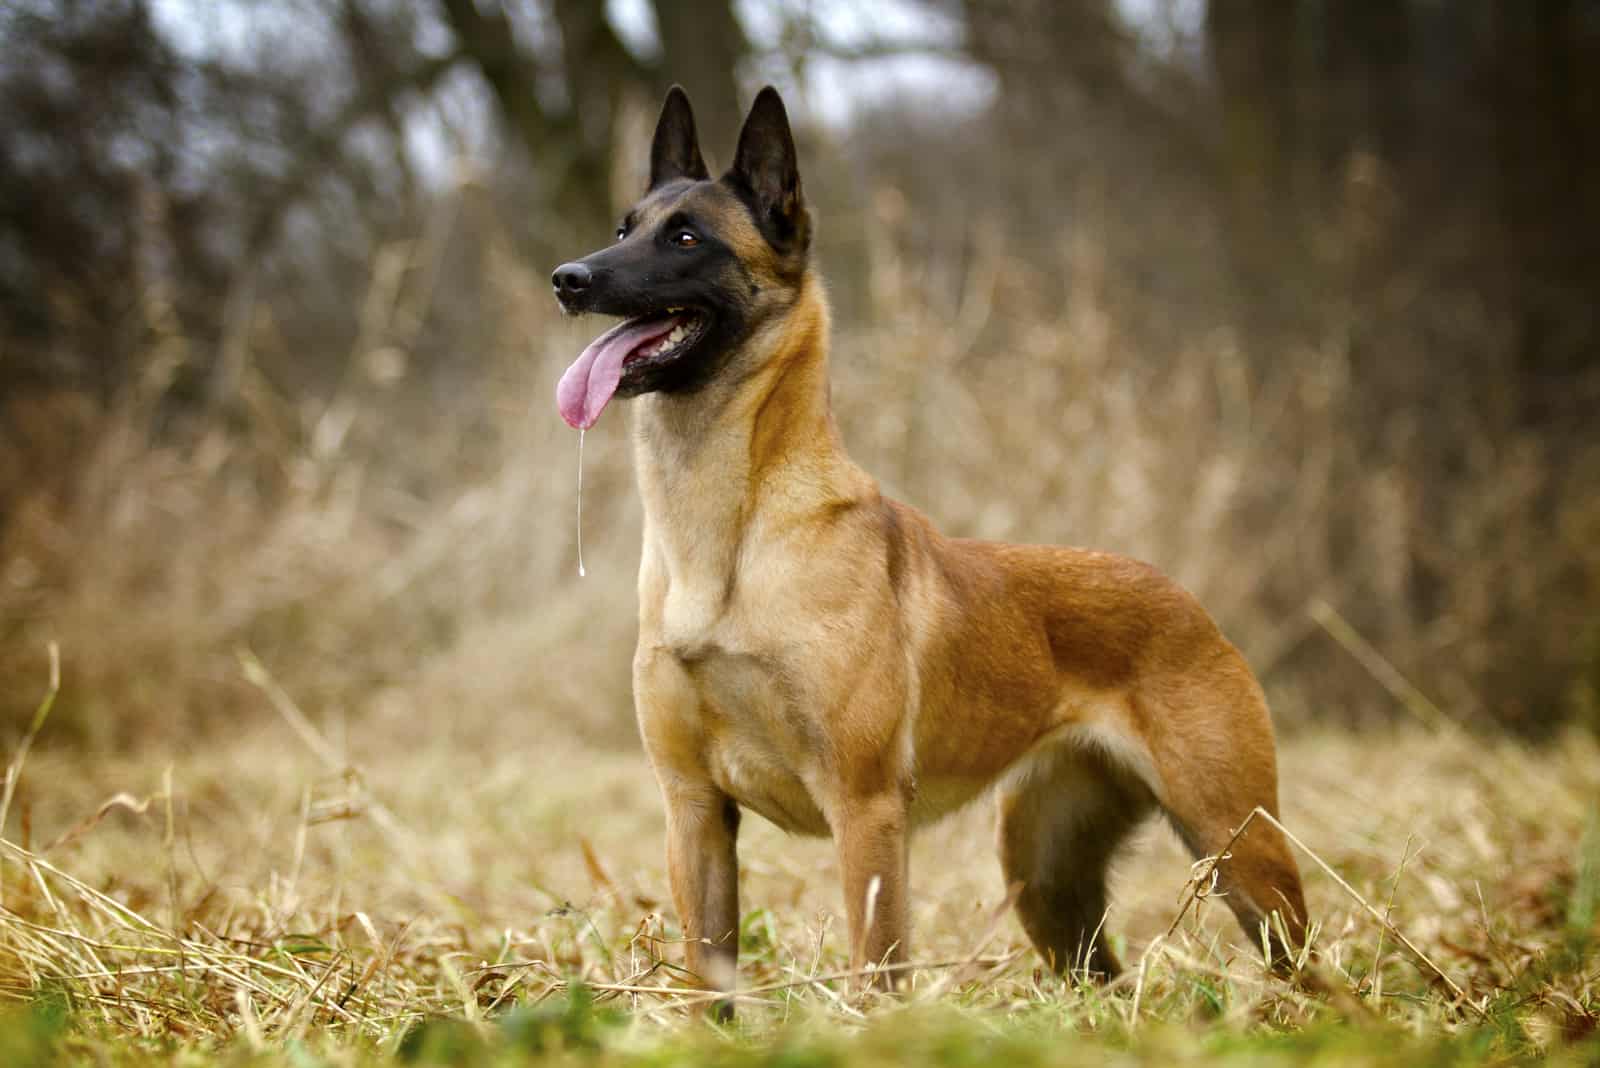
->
[5, 990, 1600, 1067]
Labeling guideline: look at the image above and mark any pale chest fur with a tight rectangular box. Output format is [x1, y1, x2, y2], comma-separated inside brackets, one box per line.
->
[637, 523, 996, 835]
[638, 528, 836, 836]
[627, 358, 990, 836]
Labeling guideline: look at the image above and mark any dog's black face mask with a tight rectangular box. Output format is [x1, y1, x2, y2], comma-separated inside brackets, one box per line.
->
[553, 86, 810, 429]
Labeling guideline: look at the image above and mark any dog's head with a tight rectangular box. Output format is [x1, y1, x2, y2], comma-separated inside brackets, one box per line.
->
[553, 86, 811, 429]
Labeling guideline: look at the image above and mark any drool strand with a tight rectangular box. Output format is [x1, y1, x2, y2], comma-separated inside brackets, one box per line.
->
[576, 428, 587, 578]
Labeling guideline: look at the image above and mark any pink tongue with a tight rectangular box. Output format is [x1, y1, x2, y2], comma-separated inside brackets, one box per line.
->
[557, 317, 679, 429]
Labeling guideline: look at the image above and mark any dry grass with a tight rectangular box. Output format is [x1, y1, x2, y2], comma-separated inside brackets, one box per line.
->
[0, 641, 1596, 1062]
[4, 175, 1597, 749]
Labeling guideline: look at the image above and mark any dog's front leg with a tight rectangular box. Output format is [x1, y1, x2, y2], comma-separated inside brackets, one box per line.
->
[834, 789, 909, 989]
[661, 784, 741, 1012]
[636, 647, 740, 1016]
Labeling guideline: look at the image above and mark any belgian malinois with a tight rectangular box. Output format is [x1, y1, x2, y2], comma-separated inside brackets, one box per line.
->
[552, 86, 1308, 1002]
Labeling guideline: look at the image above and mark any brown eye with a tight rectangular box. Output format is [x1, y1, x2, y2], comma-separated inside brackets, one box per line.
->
[672, 230, 699, 248]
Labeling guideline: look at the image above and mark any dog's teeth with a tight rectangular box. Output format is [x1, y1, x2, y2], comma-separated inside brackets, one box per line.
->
[639, 321, 692, 361]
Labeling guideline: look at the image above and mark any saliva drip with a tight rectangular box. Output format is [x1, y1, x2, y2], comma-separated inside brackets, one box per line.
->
[576, 428, 587, 578]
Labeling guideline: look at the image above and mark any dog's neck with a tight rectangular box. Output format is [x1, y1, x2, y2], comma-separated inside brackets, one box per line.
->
[631, 276, 873, 590]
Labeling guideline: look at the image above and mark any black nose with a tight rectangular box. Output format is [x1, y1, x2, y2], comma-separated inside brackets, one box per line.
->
[552, 262, 592, 297]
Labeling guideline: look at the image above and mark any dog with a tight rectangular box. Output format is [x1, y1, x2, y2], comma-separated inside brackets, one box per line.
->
[551, 86, 1308, 1004]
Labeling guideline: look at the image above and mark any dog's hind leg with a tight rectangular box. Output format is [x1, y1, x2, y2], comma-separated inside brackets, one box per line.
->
[997, 746, 1154, 980]
[1132, 667, 1309, 970]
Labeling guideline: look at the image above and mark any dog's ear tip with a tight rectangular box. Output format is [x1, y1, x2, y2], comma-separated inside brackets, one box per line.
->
[751, 86, 787, 114]
[661, 85, 695, 118]
[740, 88, 795, 146]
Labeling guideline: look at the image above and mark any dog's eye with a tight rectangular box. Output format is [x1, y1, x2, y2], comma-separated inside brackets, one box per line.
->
[615, 226, 627, 242]
[671, 230, 699, 248]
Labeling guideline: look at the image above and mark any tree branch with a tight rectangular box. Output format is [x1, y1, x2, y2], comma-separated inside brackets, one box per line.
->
[243, 49, 464, 260]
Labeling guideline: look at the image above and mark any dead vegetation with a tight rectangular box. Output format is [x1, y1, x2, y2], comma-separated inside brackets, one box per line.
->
[0, 632, 1596, 1059]
[4, 174, 1597, 753]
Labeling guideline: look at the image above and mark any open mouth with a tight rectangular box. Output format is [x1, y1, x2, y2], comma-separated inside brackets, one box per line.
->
[620, 308, 710, 373]
[557, 307, 710, 429]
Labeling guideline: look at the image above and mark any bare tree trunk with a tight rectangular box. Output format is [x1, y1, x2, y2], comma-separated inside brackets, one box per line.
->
[436, 0, 633, 232]
[651, 2, 749, 167]
[1206, 0, 1304, 338]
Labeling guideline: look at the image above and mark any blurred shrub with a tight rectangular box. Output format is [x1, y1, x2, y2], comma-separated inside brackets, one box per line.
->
[2, 0, 1596, 745]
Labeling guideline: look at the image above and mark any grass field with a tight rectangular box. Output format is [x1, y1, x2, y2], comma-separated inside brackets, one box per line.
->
[1, 649, 1597, 1066]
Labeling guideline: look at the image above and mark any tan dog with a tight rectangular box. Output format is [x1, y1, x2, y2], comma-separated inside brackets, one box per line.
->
[552, 86, 1308, 1003]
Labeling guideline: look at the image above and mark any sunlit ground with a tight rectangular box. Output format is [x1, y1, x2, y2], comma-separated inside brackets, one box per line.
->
[3, 671, 1596, 1063]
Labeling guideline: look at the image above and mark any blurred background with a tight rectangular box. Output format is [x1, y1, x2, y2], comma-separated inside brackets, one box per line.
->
[1, 0, 1597, 749]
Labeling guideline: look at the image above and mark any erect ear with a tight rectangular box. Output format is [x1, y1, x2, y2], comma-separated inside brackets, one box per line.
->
[650, 85, 710, 189]
[726, 86, 809, 252]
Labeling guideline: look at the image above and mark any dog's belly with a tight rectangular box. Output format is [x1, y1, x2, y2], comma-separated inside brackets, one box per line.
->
[908, 776, 994, 827]
[684, 650, 832, 837]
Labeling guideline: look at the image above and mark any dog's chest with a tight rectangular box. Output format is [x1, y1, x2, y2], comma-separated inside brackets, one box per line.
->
[679, 646, 832, 837]
[638, 489, 841, 837]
